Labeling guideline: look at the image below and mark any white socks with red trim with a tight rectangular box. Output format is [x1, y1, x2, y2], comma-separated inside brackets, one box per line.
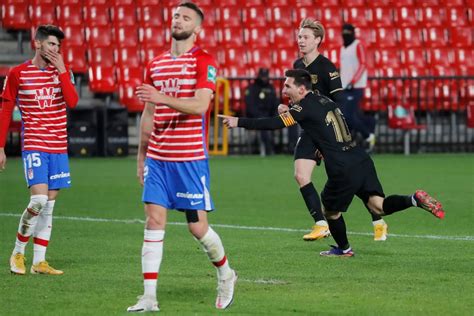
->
[142, 229, 165, 298]
[33, 200, 55, 265]
[198, 227, 233, 280]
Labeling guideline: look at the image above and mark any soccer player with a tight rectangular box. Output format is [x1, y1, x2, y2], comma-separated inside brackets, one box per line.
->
[286, 18, 388, 241]
[127, 2, 237, 312]
[220, 69, 445, 257]
[0, 25, 78, 275]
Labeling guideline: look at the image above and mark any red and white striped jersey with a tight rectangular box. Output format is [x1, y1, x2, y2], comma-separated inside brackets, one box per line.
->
[144, 46, 217, 162]
[1, 60, 77, 153]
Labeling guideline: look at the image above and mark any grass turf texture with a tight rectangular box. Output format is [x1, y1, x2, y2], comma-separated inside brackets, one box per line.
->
[1, 154, 473, 315]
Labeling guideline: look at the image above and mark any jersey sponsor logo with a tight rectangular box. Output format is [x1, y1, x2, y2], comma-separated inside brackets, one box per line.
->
[49, 172, 70, 180]
[291, 104, 303, 112]
[311, 74, 318, 84]
[329, 71, 340, 80]
[207, 65, 217, 83]
[160, 78, 180, 97]
[52, 74, 60, 84]
[176, 192, 204, 199]
[35, 87, 55, 109]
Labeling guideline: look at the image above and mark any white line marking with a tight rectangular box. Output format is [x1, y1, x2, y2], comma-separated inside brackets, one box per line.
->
[1, 213, 472, 241]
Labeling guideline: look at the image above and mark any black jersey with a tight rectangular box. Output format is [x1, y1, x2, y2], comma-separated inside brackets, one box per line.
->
[238, 92, 369, 177]
[293, 55, 344, 104]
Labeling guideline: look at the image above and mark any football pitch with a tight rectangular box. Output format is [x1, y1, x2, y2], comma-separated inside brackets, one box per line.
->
[1, 154, 473, 315]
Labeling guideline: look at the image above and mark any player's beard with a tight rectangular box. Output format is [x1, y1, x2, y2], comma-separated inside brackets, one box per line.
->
[172, 29, 193, 41]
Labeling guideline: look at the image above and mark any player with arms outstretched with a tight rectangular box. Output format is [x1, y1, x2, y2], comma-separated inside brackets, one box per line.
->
[127, 2, 236, 312]
[221, 69, 444, 257]
[0, 25, 78, 275]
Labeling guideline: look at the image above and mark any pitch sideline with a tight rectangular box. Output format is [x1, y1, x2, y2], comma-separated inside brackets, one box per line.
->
[1, 212, 472, 241]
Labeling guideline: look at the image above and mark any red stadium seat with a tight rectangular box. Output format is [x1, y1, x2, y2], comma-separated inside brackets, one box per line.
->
[244, 27, 270, 48]
[367, 7, 394, 27]
[2, 3, 31, 30]
[294, 6, 318, 28]
[111, 4, 137, 26]
[197, 28, 218, 48]
[374, 49, 401, 68]
[394, 7, 418, 27]
[319, 0, 340, 6]
[392, 0, 415, 6]
[343, 7, 369, 27]
[115, 47, 141, 68]
[440, 0, 464, 6]
[398, 27, 423, 48]
[273, 47, 297, 69]
[83, 4, 110, 26]
[114, 26, 139, 48]
[29, 4, 57, 26]
[86, 26, 113, 47]
[323, 27, 343, 49]
[248, 48, 273, 69]
[88, 47, 115, 68]
[446, 7, 469, 26]
[119, 83, 144, 113]
[367, 0, 391, 6]
[216, 7, 242, 27]
[267, 6, 294, 28]
[57, 4, 83, 27]
[137, 5, 163, 27]
[62, 45, 87, 74]
[454, 48, 474, 76]
[117, 66, 142, 85]
[450, 26, 473, 48]
[218, 47, 249, 67]
[56, 0, 83, 4]
[418, 7, 445, 27]
[467, 104, 474, 128]
[111, 0, 135, 5]
[321, 48, 340, 67]
[271, 27, 297, 48]
[200, 6, 216, 28]
[88, 65, 116, 93]
[217, 0, 240, 6]
[341, 0, 366, 6]
[319, 7, 343, 28]
[218, 27, 244, 47]
[139, 27, 166, 48]
[426, 48, 454, 68]
[416, 0, 439, 6]
[401, 48, 427, 68]
[423, 27, 448, 48]
[267, 0, 290, 5]
[140, 46, 164, 65]
[356, 27, 376, 48]
[373, 27, 398, 48]
[295, 0, 315, 6]
[31, 0, 55, 3]
[62, 25, 86, 47]
[242, 6, 267, 27]
[221, 65, 250, 77]
[240, 0, 264, 6]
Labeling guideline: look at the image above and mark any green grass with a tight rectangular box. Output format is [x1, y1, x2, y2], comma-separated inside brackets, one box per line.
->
[1, 154, 473, 315]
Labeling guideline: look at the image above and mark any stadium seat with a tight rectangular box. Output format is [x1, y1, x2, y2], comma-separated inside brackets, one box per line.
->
[88, 65, 116, 93]
[88, 47, 115, 68]
[439, 0, 464, 6]
[218, 47, 249, 67]
[2, 2, 31, 30]
[242, 6, 267, 27]
[115, 47, 141, 68]
[268, 6, 294, 28]
[240, 0, 264, 6]
[343, 7, 369, 27]
[114, 26, 139, 48]
[454, 48, 474, 76]
[271, 27, 297, 48]
[319, 7, 343, 28]
[367, 0, 391, 7]
[394, 7, 418, 27]
[418, 7, 445, 27]
[294, 6, 317, 27]
[374, 49, 401, 68]
[216, 7, 242, 27]
[423, 27, 448, 47]
[62, 25, 86, 47]
[62, 45, 87, 74]
[220, 65, 250, 77]
[267, 0, 290, 5]
[140, 46, 162, 65]
[295, 0, 315, 6]
[401, 48, 427, 68]
[139, 27, 166, 48]
[373, 27, 398, 48]
[110, 4, 136, 26]
[341, 0, 366, 6]
[29, 3, 57, 26]
[217, 0, 239, 6]
[467, 104, 474, 128]
[110, 0, 135, 5]
[273, 47, 297, 69]
[218, 27, 244, 47]
[367, 7, 394, 27]
[450, 26, 473, 47]
[446, 7, 469, 26]
[398, 27, 423, 48]
[248, 48, 273, 69]
[56, 0, 83, 4]
[356, 27, 376, 48]
[84, 0, 108, 4]
[137, 5, 163, 27]
[388, 105, 426, 155]
[197, 28, 218, 48]
[200, 6, 216, 28]
[321, 48, 340, 67]
[56, 4, 83, 27]
[426, 48, 454, 69]
[117, 66, 142, 85]
[323, 27, 343, 49]
[119, 83, 144, 112]
[244, 27, 270, 48]
[416, 0, 440, 6]
[365, 48, 376, 70]
[83, 4, 110, 26]
[86, 26, 113, 47]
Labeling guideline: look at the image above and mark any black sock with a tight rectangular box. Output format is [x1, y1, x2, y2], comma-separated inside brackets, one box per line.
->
[300, 182, 325, 222]
[383, 195, 413, 215]
[327, 216, 350, 250]
[366, 205, 383, 221]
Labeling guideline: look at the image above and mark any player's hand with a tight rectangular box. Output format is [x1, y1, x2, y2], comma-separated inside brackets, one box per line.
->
[278, 104, 289, 114]
[218, 114, 238, 129]
[136, 84, 163, 104]
[44, 50, 66, 74]
[345, 83, 354, 91]
[315, 149, 323, 166]
[0, 148, 6, 171]
[137, 159, 145, 186]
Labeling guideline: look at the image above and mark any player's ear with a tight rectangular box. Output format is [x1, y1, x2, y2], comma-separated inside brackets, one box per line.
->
[34, 39, 41, 50]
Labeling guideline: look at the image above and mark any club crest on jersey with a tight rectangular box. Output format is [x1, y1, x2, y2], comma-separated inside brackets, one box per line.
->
[35, 87, 55, 109]
[311, 74, 318, 84]
[160, 78, 180, 97]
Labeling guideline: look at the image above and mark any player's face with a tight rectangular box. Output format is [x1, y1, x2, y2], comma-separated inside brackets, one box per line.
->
[297, 28, 320, 55]
[36, 36, 61, 63]
[171, 7, 201, 41]
[283, 77, 303, 104]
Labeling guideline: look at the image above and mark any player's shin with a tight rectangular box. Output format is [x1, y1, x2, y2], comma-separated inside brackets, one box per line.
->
[33, 200, 55, 264]
[382, 195, 415, 215]
[326, 215, 350, 251]
[300, 182, 325, 222]
[13, 194, 48, 255]
[142, 229, 165, 298]
[198, 227, 233, 280]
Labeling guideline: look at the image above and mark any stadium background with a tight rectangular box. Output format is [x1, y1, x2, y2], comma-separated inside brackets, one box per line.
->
[1, 0, 473, 156]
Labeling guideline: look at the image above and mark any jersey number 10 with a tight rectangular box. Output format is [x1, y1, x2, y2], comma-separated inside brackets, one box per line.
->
[325, 108, 352, 143]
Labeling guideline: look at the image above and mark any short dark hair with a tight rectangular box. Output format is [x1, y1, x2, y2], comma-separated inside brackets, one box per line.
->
[34, 25, 65, 42]
[285, 69, 312, 90]
[178, 1, 204, 23]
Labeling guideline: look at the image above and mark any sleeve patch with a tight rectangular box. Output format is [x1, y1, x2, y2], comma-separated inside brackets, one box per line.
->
[280, 112, 297, 127]
[69, 70, 75, 85]
[207, 65, 217, 83]
[329, 71, 340, 80]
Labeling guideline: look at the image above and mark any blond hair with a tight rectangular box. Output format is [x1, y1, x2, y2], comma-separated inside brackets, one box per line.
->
[299, 18, 325, 45]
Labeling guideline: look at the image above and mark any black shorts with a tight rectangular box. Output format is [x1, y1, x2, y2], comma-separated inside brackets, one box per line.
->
[294, 131, 319, 161]
[321, 159, 385, 212]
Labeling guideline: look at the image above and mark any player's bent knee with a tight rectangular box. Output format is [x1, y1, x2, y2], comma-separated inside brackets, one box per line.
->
[294, 172, 311, 186]
[28, 195, 48, 215]
[324, 210, 341, 220]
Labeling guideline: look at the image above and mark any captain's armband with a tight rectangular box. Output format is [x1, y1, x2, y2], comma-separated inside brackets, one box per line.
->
[279, 112, 297, 127]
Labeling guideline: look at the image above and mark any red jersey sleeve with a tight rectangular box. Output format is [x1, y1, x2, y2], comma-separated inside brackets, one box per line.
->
[58, 66, 79, 108]
[195, 51, 217, 92]
[0, 68, 20, 147]
[144, 60, 154, 86]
